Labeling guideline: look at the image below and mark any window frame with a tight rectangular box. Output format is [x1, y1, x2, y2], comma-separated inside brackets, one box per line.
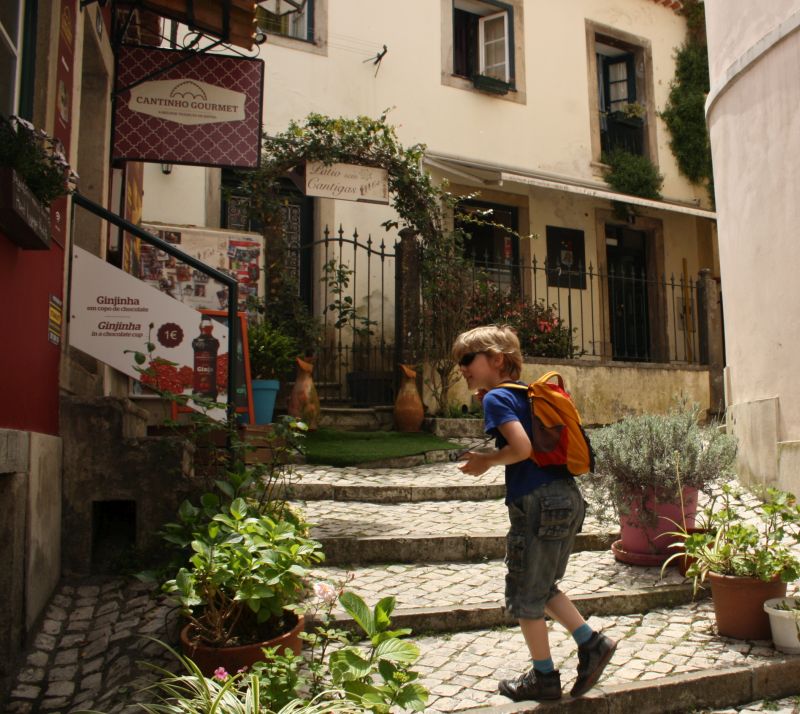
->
[478, 10, 509, 83]
[0, 0, 24, 116]
[256, 0, 327, 55]
[443, 0, 524, 102]
[585, 21, 658, 170]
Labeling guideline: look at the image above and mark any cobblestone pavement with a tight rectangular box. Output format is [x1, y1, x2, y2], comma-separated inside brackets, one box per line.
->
[412, 599, 800, 712]
[298, 498, 606, 539]
[5, 579, 178, 714]
[311, 549, 685, 612]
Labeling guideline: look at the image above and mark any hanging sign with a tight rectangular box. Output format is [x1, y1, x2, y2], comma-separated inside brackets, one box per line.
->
[69, 246, 230, 420]
[112, 45, 264, 168]
[305, 161, 389, 204]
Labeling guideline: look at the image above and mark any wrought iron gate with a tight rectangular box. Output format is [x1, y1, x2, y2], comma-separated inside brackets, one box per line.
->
[292, 225, 398, 406]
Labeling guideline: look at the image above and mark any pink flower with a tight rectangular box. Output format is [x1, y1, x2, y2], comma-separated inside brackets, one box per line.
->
[313, 581, 338, 605]
[213, 667, 229, 681]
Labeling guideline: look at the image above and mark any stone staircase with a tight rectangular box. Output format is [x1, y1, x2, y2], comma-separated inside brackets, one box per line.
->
[292, 460, 800, 713]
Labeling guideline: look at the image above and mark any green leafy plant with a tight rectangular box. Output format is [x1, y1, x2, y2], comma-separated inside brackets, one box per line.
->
[616, 101, 647, 120]
[322, 259, 378, 337]
[589, 401, 736, 522]
[602, 148, 664, 220]
[76, 639, 365, 714]
[300, 581, 429, 713]
[0, 114, 78, 205]
[664, 485, 800, 589]
[248, 320, 299, 381]
[163, 496, 324, 647]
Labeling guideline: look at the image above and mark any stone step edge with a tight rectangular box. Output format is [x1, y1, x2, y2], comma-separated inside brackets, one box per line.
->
[290, 482, 505, 502]
[315, 584, 705, 636]
[318, 532, 618, 566]
[458, 657, 800, 713]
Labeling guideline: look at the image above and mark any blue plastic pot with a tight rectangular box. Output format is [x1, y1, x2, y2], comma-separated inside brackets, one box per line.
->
[252, 379, 280, 424]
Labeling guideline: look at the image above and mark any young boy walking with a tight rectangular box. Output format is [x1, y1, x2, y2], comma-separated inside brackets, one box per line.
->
[452, 325, 616, 702]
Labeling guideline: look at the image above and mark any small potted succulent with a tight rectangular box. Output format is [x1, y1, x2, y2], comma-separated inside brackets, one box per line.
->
[763, 597, 800, 654]
[591, 401, 736, 566]
[0, 114, 77, 249]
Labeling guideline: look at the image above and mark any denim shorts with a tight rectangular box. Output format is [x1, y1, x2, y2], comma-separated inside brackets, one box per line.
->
[504, 478, 586, 620]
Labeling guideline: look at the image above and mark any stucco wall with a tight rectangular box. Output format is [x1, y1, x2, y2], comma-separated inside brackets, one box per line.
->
[705, 2, 800, 494]
[435, 359, 711, 426]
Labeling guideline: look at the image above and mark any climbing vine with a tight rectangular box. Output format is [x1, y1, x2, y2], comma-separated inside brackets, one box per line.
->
[660, 0, 714, 203]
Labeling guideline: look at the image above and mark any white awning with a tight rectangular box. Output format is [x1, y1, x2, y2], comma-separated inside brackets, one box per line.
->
[423, 152, 716, 220]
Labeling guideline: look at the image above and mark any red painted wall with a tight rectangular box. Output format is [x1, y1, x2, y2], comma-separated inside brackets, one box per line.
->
[0, 233, 65, 435]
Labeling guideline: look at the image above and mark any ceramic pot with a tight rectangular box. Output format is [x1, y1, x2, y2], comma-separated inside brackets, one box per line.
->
[180, 614, 305, 677]
[394, 364, 424, 432]
[614, 486, 698, 566]
[708, 572, 786, 640]
[764, 597, 800, 653]
[252, 379, 280, 424]
[287, 357, 320, 430]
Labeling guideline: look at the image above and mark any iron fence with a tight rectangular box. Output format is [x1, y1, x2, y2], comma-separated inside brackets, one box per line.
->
[463, 255, 703, 365]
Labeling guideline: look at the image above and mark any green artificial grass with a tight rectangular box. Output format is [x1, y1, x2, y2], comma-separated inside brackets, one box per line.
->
[303, 429, 461, 466]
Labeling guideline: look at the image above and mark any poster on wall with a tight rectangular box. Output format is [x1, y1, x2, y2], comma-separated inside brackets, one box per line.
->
[112, 45, 264, 168]
[138, 223, 263, 310]
[546, 226, 587, 289]
[70, 246, 230, 421]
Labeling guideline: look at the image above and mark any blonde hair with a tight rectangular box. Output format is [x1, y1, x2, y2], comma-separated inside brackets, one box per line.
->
[452, 325, 523, 380]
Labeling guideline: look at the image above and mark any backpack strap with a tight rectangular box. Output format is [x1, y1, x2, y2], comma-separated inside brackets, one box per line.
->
[536, 371, 565, 389]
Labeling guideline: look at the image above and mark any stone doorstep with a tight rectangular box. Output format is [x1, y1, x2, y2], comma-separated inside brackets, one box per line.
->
[289, 481, 505, 503]
[317, 584, 706, 637]
[457, 658, 800, 713]
[318, 531, 618, 566]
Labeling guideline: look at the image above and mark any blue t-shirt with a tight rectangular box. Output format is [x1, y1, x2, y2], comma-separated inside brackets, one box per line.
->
[482, 384, 570, 504]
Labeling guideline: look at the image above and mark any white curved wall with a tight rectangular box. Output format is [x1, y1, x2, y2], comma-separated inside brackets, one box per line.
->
[706, 0, 800, 494]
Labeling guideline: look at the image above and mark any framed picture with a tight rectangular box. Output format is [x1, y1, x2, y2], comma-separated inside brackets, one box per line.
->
[546, 226, 587, 290]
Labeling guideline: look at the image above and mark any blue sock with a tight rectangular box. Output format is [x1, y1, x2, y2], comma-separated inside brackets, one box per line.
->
[532, 657, 554, 674]
[572, 623, 593, 646]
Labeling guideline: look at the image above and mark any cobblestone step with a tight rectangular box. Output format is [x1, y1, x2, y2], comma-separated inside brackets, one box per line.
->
[290, 462, 504, 502]
[299, 497, 616, 564]
[310, 550, 701, 633]
[407, 600, 800, 713]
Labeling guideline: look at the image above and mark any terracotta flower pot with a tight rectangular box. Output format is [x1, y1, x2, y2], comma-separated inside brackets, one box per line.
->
[708, 572, 787, 640]
[394, 364, 424, 432]
[180, 613, 305, 677]
[614, 486, 698, 566]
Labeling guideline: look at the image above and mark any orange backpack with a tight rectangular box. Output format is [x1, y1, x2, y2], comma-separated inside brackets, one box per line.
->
[494, 371, 594, 476]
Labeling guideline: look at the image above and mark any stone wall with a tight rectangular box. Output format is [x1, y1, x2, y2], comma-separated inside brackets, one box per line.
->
[427, 359, 712, 426]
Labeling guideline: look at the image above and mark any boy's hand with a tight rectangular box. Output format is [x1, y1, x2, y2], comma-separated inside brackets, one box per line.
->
[459, 451, 492, 476]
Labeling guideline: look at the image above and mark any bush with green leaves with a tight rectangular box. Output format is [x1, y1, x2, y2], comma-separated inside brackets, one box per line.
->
[589, 401, 736, 520]
[664, 484, 800, 587]
[162, 496, 324, 647]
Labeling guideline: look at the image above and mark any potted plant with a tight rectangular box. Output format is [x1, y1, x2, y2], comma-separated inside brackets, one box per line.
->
[0, 114, 77, 249]
[764, 597, 800, 654]
[591, 401, 736, 566]
[247, 320, 298, 424]
[665, 485, 800, 640]
[157, 452, 324, 676]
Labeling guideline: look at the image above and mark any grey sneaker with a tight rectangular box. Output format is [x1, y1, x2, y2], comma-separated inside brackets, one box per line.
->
[570, 631, 617, 697]
[498, 668, 562, 702]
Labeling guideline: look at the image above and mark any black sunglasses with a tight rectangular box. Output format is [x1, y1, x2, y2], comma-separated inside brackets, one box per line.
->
[458, 352, 483, 367]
